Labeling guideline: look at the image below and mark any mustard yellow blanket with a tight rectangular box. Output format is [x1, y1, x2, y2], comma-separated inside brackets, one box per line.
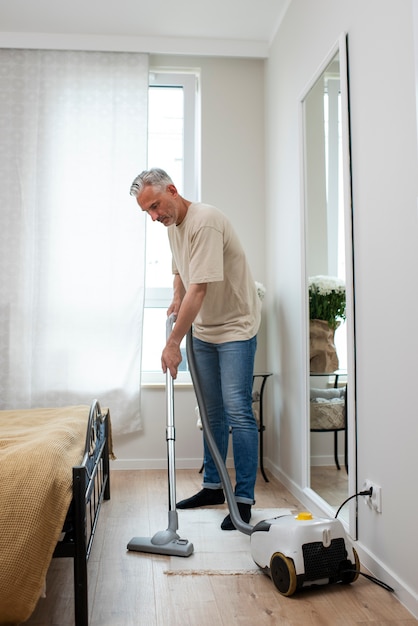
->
[0, 405, 93, 625]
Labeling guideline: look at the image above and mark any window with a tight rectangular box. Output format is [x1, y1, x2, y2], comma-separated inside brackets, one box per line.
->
[324, 80, 347, 370]
[141, 71, 200, 383]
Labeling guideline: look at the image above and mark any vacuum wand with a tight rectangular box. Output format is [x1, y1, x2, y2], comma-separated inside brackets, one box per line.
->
[127, 315, 194, 557]
[166, 362, 177, 512]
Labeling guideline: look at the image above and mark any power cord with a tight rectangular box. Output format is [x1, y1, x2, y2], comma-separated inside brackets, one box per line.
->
[335, 487, 394, 593]
[334, 487, 372, 519]
[350, 570, 394, 592]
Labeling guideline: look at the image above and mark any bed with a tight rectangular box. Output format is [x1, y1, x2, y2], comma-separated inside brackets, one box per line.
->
[0, 399, 111, 626]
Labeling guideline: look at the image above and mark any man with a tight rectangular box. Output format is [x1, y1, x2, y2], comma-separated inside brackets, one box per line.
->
[130, 168, 261, 530]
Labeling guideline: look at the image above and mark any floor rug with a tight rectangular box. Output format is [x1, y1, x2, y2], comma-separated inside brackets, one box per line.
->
[165, 508, 293, 576]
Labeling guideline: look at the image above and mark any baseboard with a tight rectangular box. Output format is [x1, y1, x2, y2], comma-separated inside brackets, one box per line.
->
[352, 541, 418, 619]
[310, 454, 345, 467]
[110, 457, 235, 471]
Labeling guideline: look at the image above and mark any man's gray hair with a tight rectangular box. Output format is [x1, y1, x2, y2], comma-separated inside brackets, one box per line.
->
[130, 168, 174, 198]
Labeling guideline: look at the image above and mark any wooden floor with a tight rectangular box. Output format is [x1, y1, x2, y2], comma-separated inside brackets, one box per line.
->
[26, 469, 416, 626]
[311, 465, 349, 507]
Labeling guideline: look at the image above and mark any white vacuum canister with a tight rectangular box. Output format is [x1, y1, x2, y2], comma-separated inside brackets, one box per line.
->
[250, 512, 359, 596]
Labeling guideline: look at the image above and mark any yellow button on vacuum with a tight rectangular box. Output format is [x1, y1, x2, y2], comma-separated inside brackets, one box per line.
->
[296, 512, 313, 521]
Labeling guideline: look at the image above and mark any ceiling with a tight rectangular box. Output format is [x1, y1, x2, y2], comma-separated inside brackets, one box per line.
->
[0, 0, 290, 57]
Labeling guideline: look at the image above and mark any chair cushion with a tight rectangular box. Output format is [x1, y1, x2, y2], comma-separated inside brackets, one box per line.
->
[310, 387, 345, 430]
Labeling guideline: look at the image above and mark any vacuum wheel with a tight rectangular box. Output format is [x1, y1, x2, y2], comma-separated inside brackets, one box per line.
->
[270, 552, 297, 596]
[340, 547, 361, 584]
[351, 547, 360, 582]
[353, 548, 360, 582]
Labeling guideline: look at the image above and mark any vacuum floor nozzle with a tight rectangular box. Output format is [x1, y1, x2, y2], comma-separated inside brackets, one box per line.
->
[127, 531, 194, 558]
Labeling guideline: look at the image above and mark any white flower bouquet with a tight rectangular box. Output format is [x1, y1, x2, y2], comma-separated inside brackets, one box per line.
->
[255, 281, 266, 301]
[308, 275, 346, 331]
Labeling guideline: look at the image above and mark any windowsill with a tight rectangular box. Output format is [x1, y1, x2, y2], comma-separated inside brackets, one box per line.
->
[141, 381, 193, 390]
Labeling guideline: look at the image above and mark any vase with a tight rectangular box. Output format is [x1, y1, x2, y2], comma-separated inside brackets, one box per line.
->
[309, 319, 339, 373]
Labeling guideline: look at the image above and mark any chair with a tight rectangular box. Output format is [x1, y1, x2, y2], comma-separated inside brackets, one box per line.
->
[310, 386, 347, 471]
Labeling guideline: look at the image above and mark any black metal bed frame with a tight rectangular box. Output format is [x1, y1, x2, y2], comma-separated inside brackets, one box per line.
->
[53, 399, 111, 626]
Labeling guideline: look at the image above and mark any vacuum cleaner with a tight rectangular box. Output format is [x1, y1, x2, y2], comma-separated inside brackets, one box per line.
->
[127, 315, 193, 558]
[185, 328, 359, 595]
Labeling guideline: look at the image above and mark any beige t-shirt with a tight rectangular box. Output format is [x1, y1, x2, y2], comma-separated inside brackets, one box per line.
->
[168, 202, 261, 343]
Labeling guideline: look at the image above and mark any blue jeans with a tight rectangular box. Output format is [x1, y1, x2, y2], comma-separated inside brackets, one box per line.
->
[193, 335, 258, 504]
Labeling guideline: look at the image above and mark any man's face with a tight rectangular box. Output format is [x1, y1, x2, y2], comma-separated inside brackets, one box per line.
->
[137, 184, 178, 227]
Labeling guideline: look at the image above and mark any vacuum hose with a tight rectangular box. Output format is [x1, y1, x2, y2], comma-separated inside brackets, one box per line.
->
[186, 328, 253, 536]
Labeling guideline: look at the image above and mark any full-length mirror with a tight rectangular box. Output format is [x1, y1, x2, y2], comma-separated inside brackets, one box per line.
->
[301, 34, 357, 536]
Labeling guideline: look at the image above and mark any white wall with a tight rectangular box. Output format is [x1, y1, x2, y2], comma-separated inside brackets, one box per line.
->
[265, 0, 418, 616]
[114, 54, 268, 466]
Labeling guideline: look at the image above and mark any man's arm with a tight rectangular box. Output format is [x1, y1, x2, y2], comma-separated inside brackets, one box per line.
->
[167, 274, 186, 317]
[162, 281, 207, 378]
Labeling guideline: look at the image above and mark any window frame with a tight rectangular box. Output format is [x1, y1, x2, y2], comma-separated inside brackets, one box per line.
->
[141, 69, 200, 385]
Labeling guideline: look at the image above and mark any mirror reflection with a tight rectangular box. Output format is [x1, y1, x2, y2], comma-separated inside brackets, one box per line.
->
[303, 45, 354, 523]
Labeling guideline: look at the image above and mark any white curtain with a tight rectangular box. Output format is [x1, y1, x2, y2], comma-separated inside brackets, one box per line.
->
[0, 49, 148, 434]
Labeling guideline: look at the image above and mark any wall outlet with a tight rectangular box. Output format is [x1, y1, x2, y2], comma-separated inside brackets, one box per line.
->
[362, 479, 382, 513]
